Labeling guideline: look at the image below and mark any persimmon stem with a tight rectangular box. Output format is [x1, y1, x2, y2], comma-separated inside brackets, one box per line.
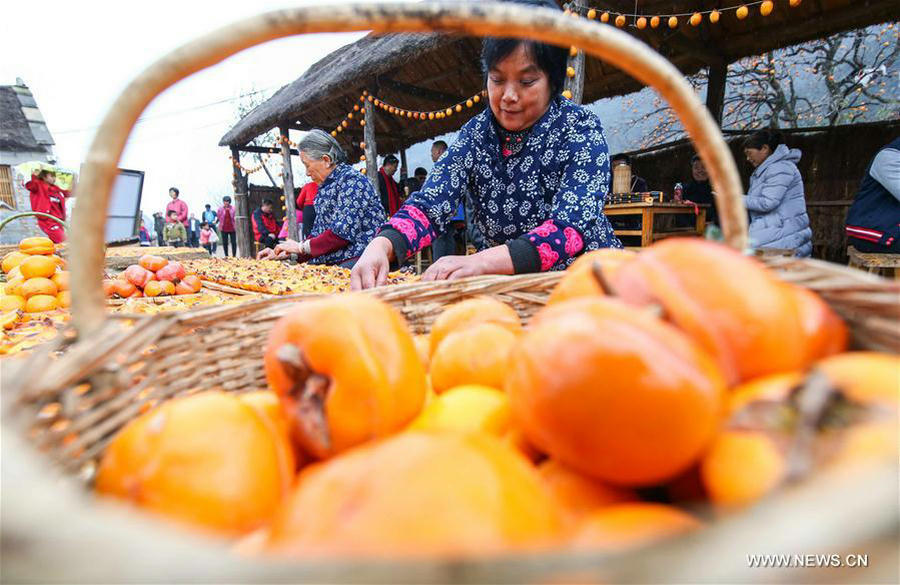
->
[590, 261, 617, 296]
[277, 343, 332, 453]
[591, 260, 664, 319]
[785, 371, 840, 482]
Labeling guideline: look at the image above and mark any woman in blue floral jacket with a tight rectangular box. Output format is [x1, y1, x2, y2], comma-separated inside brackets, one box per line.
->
[351, 1, 620, 289]
[258, 129, 385, 267]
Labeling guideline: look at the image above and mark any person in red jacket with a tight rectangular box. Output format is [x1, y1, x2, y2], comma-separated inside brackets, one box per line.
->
[25, 169, 71, 243]
[252, 199, 280, 250]
[165, 187, 189, 227]
[217, 195, 237, 257]
[297, 181, 318, 238]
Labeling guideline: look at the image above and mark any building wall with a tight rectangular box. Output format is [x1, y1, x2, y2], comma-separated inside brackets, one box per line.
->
[0, 153, 52, 244]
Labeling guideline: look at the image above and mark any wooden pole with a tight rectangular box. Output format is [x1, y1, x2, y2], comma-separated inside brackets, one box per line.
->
[363, 96, 378, 187]
[399, 149, 408, 182]
[564, 0, 586, 104]
[278, 123, 299, 241]
[230, 146, 252, 258]
[706, 63, 728, 126]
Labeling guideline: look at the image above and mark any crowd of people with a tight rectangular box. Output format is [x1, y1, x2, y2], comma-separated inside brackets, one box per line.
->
[143, 188, 238, 256]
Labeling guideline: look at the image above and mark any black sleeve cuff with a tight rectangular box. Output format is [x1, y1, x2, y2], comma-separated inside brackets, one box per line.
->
[379, 228, 409, 271]
[507, 238, 542, 274]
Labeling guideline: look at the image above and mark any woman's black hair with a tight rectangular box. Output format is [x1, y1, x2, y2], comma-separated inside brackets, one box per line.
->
[481, 0, 568, 97]
[743, 129, 784, 152]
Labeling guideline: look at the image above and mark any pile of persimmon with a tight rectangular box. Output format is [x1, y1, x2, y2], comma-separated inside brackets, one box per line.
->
[2, 237, 69, 319]
[104, 254, 202, 299]
[93, 239, 898, 561]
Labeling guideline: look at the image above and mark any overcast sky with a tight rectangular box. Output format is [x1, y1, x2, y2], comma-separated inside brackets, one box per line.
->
[1, 0, 430, 220]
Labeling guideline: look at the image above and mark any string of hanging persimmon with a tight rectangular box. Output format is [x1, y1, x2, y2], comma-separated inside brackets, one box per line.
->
[232, 0, 803, 178]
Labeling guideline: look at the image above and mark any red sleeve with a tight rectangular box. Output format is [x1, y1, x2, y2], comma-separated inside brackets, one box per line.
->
[26, 181, 51, 214]
[308, 229, 349, 257]
[178, 201, 188, 224]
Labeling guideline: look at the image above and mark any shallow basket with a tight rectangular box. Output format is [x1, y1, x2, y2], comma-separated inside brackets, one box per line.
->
[2, 2, 898, 583]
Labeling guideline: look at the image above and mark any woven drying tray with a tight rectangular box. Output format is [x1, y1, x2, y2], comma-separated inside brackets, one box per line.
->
[1, 2, 896, 584]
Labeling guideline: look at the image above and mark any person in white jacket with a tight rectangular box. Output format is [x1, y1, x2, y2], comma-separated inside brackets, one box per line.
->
[743, 129, 812, 257]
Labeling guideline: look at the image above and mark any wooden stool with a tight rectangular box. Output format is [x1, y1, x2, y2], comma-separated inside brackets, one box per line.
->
[847, 246, 900, 279]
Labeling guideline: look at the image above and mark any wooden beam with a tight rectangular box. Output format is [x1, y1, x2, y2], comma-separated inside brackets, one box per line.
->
[238, 145, 298, 156]
[278, 123, 299, 242]
[363, 97, 378, 188]
[377, 77, 467, 105]
[564, 0, 587, 104]
[229, 146, 252, 258]
[399, 149, 408, 182]
[706, 63, 727, 126]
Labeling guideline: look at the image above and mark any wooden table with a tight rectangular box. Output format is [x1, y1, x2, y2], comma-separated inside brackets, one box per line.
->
[847, 246, 900, 280]
[605, 201, 707, 247]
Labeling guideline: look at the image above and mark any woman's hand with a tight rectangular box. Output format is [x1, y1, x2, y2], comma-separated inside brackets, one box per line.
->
[421, 245, 514, 281]
[351, 236, 394, 290]
[421, 254, 487, 281]
[272, 239, 302, 259]
[257, 239, 301, 260]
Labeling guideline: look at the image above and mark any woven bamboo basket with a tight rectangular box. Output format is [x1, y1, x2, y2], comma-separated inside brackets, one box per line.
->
[2, 2, 897, 583]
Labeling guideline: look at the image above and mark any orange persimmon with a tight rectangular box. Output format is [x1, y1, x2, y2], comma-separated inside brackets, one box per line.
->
[264, 295, 427, 459]
[507, 297, 726, 486]
[537, 459, 636, 525]
[96, 391, 294, 536]
[571, 503, 701, 552]
[51, 270, 70, 292]
[429, 322, 518, 393]
[428, 296, 521, 356]
[1, 251, 28, 273]
[138, 254, 168, 272]
[20, 277, 58, 299]
[24, 294, 58, 313]
[546, 249, 636, 306]
[56, 290, 71, 308]
[18, 236, 54, 255]
[265, 432, 563, 557]
[19, 255, 58, 279]
[611, 239, 841, 385]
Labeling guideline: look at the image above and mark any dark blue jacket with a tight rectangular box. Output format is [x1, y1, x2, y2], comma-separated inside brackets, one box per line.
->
[846, 137, 900, 250]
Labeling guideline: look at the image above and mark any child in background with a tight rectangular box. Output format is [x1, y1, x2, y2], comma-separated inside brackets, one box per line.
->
[138, 220, 152, 246]
[163, 210, 187, 247]
[199, 222, 216, 254]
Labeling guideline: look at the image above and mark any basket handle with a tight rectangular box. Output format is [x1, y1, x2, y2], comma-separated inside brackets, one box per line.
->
[69, 1, 746, 336]
[0, 212, 68, 234]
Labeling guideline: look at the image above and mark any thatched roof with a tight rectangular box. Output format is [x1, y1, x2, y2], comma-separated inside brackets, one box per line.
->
[220, 32, 477, 155]
[0, 85, 52, 154]
[220, 0, 898, 156]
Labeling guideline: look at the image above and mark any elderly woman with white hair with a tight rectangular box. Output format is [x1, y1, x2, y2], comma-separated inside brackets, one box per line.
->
[258, 129, 385, 267]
